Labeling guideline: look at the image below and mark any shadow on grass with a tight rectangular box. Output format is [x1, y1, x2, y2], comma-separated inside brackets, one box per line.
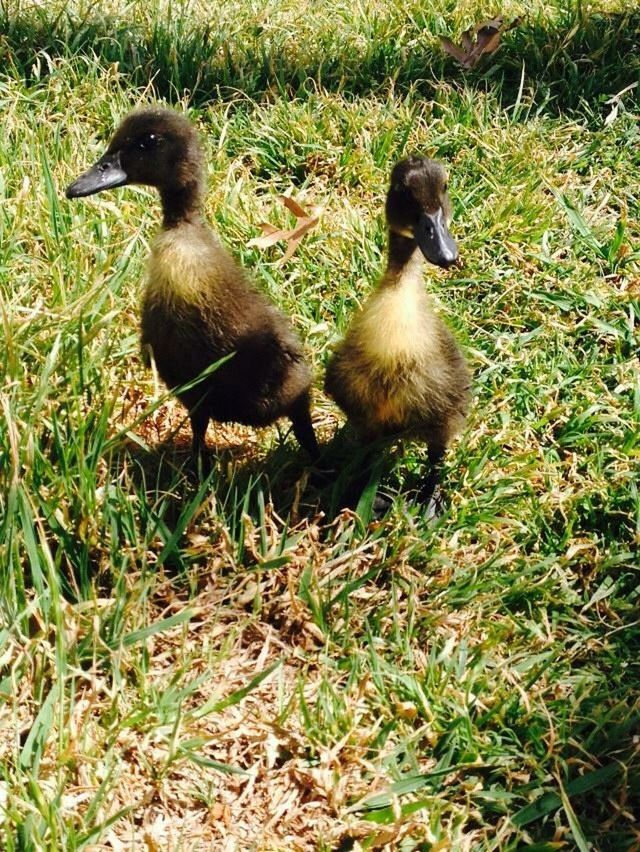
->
[109, 432, 322, 565]
[115, 426, 395, 533]
[1, 4, 639, 116]
[97, 421, 414, 589]
[33, 429, 321, 602]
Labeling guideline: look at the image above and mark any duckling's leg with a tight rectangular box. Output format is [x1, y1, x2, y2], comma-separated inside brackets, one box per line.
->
[190, 408, 211, 476]
[419, 442, 446, 520]
[288, 391, 320, 459]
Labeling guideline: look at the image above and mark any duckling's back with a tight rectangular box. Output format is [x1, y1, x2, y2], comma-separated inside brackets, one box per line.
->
[142, 222, 312, 426]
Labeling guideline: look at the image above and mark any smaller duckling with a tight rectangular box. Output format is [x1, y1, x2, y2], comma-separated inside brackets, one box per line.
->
[324, 156, 470, 513]
[66, 108, 318, 463]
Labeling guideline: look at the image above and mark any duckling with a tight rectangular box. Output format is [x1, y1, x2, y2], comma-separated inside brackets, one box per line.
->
[324, 156, 470, 513]
[66, 107, 318, 463]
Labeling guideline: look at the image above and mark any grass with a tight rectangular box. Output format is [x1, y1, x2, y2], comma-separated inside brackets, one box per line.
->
[0, 0, 639, 848]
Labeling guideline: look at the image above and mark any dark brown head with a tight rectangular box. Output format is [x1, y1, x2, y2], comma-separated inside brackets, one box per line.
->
[65, 108, 204, 218]
[385, 157, 458, 268]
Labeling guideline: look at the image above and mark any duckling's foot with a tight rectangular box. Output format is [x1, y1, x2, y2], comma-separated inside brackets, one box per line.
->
[417, 469, 445, 521]
[308, 463, 337, 489]
[352, 475, 393, 520]
[372, 492, 393, 518]
[305, 428, 358, 489]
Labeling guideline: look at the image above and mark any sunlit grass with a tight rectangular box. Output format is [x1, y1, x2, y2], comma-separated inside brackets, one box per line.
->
[0, 0, 639, 848]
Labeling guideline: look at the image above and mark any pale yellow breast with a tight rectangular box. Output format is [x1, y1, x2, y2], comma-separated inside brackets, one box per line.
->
[146, 225, 221, 304]
[353, 263, 439, 364]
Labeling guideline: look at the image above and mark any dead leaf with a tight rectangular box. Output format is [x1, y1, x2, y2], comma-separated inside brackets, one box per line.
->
[440, 16, 520, 69]
[460, 29, 473, 53]
[256, 222, 281, 238]
[440, 37, 470, 66]
[475, 18, 504, 56]
[248, 223, 291, 250]
[247, 195, 321, 264]
[280, 195, 310, 219]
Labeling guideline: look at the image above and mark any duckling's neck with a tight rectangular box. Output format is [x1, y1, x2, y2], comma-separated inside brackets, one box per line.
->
[160, 180, 202, 228]
[385, 231, 423, 279]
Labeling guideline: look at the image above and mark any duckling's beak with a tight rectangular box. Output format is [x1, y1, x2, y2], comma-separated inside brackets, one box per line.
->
[414, 209, 458, 268]
[65, 151, 128, 199]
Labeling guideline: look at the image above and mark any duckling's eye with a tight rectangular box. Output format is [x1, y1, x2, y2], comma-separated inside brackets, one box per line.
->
[136, 133, 160, 151]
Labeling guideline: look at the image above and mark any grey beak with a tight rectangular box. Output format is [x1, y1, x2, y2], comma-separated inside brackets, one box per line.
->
[65, 151, 128, 198]
[414, 209, 458, 268]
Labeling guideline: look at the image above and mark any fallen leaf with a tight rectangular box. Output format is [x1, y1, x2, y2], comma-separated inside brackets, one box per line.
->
[440, 37, 470, 66]
[257, 222, 281, 238]
[440, 16, 520, 69]
[475, 18, 504, 56]
[604, 81, 638, 126]
[248, 195, 321, 264]
[460, 29, 473, 53]
[248, 223, 291, 250]
[280, 195, 309, 219]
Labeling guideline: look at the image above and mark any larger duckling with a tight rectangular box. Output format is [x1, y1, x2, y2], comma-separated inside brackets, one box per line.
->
[324, 156, 470, 513]
[66, 108, 318, 462]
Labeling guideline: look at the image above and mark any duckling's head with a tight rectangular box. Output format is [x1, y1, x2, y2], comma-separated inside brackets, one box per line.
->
[385, 157, 458, 268]
[66, 108, 203, 209]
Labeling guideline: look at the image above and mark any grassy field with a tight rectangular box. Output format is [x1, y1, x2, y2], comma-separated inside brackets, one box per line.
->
[1, 0, 639, 848]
